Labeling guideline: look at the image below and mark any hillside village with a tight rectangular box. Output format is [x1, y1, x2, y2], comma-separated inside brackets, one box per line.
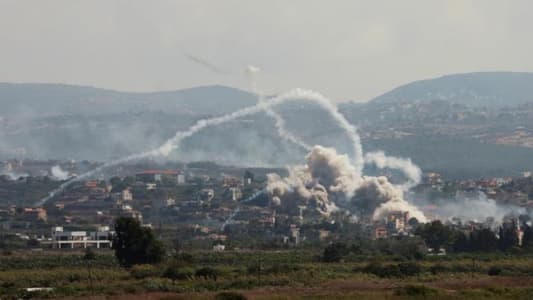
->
[1, 158, 532, 252]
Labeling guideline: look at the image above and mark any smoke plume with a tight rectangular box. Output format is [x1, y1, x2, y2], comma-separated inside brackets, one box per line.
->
[432, 192, 525, 223]
[265, 145, 426, 221]
[51, 165, 69, 180]
[364, 151, 422, 189]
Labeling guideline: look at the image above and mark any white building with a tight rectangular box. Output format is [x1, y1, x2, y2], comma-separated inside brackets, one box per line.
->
[51, 226, 114, 249]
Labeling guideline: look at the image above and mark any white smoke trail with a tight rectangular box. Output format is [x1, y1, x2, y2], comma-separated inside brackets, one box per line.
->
[245, 64, 311, 152]
[156, 88, 363, 169]
[36, 88, 363, 206]
[364, 151, 422, 189]
[265, 108, 312, 152]
[35, 152, 151, 206]
[221, 189, 266, 230]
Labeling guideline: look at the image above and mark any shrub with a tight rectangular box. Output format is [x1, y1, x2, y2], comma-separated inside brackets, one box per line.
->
[174, 253, 194, 265]
[395, 285, 438, 297]
[214, 292, 247, 300]
[163, 265, 194, 281]
[430, 264, 447, 275]
[195, 267, 220, 280]
[322, 243, 348, 263]
[247, 264, 261, 275]
[130, 264, 161, 279]
[363, 262, 401, 278]
[398, 262, 422, 277]
[488, 266, 502, 276]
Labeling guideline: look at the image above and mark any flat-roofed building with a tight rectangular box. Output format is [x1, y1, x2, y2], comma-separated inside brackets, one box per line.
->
[51, 226, 114, 249]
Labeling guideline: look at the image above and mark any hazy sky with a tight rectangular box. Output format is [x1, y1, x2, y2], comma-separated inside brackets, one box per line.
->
[0, 0, 532, 102]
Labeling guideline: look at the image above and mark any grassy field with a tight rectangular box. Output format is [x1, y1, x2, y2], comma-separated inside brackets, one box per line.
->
[2, 250, 533, 299]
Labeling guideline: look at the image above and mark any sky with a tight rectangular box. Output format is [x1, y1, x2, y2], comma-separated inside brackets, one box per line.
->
[0, 0, 532, 102]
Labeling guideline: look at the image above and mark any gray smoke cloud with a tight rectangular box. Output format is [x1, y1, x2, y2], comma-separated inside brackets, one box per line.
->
[265, 145, 427, 221]
[429, 192, 525, 223]
[50, 165, 69, 181]
[364, 151, 422, 190]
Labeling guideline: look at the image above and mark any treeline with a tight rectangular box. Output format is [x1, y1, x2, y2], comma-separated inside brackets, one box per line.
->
[321, 220, 533, 263]
[416, 220, 533, 253]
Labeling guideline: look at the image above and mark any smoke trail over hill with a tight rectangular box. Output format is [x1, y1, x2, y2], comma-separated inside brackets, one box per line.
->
[246, 65, 311, 152]
[36, 88, 363, 206]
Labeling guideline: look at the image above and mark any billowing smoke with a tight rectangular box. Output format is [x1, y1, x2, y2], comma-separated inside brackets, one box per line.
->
[364, 151, 422, 189]
[265, 145, 426, 221]
[50, 165, 69, 180]
[432, 192, 525, 223]
[364, 177, 427, 222]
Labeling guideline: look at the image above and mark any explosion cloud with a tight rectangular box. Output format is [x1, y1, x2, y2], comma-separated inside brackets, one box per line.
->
[265, 145, 427, 222]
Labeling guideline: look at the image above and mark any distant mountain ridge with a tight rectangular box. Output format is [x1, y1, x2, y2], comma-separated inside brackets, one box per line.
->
[370, 72, 533, 107]
[3, 74, 533, 179]
[0, 83, 257, 116]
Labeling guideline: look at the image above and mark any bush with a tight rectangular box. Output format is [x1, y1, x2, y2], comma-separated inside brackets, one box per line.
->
[195, 267, 220, 280]
[363, 262, 401, 278]
[130, 264, 161, 279]
[430, 264, 447, 275]
[488, 266, 502, 276]
[163, 265, 194, 281]
[214, 292, 247, 300]
[398, 262, 422, 277]
[322, 243, 348, 263]
[173, 253, 194, 265]
[395, 285, 439, 297]
[363, 261, 422, 278]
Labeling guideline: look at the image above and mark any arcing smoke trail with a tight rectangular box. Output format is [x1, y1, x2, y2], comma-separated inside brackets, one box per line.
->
[36, 88, 363, 206]
[264, 108, 312, 152]
[35, 152, 153, 206]
[245, 65, 311, 152]
[156, 88, 363, 171]
[221, 189, 266, 230]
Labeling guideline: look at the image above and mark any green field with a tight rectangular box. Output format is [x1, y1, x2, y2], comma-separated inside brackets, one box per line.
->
[2, 250, 533, 299]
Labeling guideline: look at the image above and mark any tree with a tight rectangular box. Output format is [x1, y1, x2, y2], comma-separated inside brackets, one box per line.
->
[471, 228, 498, 252]
[415, 220, 454, 250]
[452, 231, 470, 253]
[112, 217, 166, 268]
[522, 225, 533, 249]
[498, 225, 518, 252]
[322, 242, 348, 262]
